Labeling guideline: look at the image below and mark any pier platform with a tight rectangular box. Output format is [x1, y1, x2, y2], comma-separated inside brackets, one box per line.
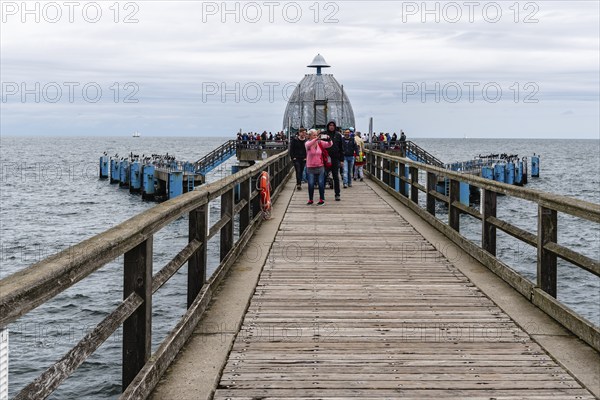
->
[151, 179, 599, 399]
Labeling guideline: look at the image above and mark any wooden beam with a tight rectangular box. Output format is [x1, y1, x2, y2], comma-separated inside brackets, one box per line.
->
[537, 205, 557, 297]
[122, 237, 152, 390]
[188, 205, 208, 308]
[482, 189, 497, 256]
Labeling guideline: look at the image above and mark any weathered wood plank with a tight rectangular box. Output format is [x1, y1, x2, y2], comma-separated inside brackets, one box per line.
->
[214, 181, 595, 398]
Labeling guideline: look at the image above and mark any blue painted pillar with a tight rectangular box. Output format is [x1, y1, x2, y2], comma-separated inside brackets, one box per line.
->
[129, 161, 141, 193]
[99, 156, 109, 179]
[142, 165, 156, 199]
[404, 166, 410, 195]
[506, 162, 515, 185]
[110, 158, 120, 184]
[168, 171, 184, 199]
[460, 182, 469, 206]
[493, 164, 505, 183]
[514, 161, 523, 185]
[481, 166, 493, 180]
[531, 156, 540, 177]
[119, 160, 130, 187]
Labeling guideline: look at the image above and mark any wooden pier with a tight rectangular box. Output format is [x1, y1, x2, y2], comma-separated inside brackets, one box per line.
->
[161, 182, 598, 399]
[1, 149, 598, 400]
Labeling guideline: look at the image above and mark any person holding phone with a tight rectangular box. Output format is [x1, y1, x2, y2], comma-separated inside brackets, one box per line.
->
[325, 121, 344, 201]
[304, 129, 332, 205]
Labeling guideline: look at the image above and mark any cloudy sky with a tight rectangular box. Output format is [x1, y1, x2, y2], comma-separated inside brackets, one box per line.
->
[1, 0, 598, 138]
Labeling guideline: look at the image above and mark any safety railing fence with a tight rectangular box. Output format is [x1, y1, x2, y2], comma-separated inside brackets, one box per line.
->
[0, 152, 293, 400]
[365, 149, 600, 352]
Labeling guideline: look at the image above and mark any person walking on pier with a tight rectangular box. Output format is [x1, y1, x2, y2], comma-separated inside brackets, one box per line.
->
[325, 121, 344, 201]
[342, 129, 358, 188]
[305, 129, 332, 205]
[290, 128, 307, 190]
[354, 132, 365, 181]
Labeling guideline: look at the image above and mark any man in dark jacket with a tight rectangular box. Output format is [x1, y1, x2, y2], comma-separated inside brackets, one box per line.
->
[290, 127, 307, 190]
[341, 129, 358, 188]
[325, 121, 344, 201]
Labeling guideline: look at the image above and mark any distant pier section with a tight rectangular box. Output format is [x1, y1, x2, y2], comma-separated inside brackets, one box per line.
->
[367, 140, 540, 206]
[99, 140, 236, 201]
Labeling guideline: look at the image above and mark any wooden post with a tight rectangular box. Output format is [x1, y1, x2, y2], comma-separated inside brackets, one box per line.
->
[410, 166, 418, 204]
[399, 162, 406, 197]
[390, 160, 398, 190]
[538, 205, 557, 297]
[382, 158, 389, 186]
[239, 177, 251, 235]
[251, 172, 261, 218]
[375, 155, 381, 181]
[122, 237, 152, 390]
[188, 204, 208, 308]
[426, 172, 436, 216]
[220, 188, 234, 261]
[448, 179, 460, 231]
[482, 189, 497, 256]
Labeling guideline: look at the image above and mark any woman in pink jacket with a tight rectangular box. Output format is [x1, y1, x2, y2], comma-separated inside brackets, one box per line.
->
[304, 129, 332, 205]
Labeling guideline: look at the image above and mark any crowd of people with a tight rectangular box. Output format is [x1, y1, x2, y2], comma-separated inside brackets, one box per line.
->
[369, 130, 406, 150]
[290, 121, 368, 206]
[235, 125, 408, 206]
[236, 131, 287, 148]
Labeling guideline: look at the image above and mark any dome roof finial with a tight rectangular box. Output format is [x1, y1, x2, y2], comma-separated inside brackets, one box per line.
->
[307, 53, 330, 75]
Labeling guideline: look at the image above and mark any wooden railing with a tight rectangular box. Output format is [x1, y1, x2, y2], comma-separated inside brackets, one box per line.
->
[365, 149, 600, 351]
[0, 152, 292, 399]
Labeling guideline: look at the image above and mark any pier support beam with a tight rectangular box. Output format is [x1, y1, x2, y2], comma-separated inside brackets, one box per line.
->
[220, 188, 234, 261]
[426, 172, 436, 216]
[482, 189, 497, 256]
[399, 162, 407, 197]
[449, 179, 460, 231]
[409, 166, 418, 204]
[537, 205, 557, 297]
[123, 237, 153, 390]
[188, 205, 208, 308]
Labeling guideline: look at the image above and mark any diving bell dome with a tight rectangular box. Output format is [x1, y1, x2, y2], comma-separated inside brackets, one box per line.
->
[283, 54, 355, 132]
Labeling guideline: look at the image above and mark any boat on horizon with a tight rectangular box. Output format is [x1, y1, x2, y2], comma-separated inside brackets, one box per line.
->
[133, 131, 141, 138]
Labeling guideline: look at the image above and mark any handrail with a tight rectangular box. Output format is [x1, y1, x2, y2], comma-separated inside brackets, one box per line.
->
[194, 140, 237, 174]
[365, 141, 445, 167]
[365, 149, 600, 352]
[0, 151, 293, 399]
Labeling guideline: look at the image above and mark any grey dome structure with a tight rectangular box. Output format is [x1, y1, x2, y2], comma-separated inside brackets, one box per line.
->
[283, 54, 355, 132]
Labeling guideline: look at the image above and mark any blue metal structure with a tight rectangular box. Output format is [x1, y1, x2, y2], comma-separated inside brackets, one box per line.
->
[119, 160, 130, 187]
[493, 164, 506, 183]
[129, 162, 142, 193]
[110, 158, 120, 184]
[99, 156, 109, 179]
[142, 165, 156, 199]
[531, 155, 540, 177]
[194, 140, 237, 175]
[506, 162, 515, 185]
[168, 171, 183, 199]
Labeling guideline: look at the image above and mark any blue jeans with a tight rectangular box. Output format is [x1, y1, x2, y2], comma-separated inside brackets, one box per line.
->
[307, 167, 325, 201]
[343, 156, 355, 186]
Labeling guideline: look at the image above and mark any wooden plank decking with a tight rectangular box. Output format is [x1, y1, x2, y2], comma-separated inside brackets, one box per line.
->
[213, 182, 595, 399]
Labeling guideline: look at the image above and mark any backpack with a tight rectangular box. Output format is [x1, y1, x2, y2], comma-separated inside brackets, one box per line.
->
[319, 142, 332, 168]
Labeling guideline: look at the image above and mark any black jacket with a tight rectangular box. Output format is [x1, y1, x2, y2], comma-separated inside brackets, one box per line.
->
[342, 136, 358, 157]
[290, 136, 307, 160]
[326, 131, 344, 160]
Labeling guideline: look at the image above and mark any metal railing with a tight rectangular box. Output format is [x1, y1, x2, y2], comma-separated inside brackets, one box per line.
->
[0, 152, 293, 399]
[365, 149, 600, 352]
[194, 140, 237, 175]
[365, 141, 445, 167]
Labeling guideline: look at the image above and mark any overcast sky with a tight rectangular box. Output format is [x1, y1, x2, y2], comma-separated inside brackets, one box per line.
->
[1, 0, 598, 138]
